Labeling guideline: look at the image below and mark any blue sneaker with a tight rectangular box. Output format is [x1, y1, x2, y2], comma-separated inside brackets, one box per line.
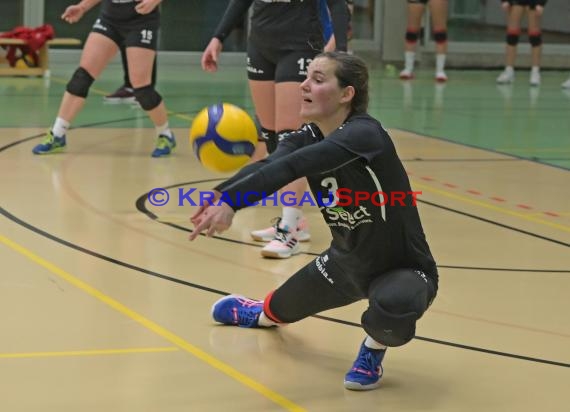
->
[211, 295, 263, 328]
[32, 130, 66, 154]
[151, 133, 176, 157]
[344, 340, 386, 390]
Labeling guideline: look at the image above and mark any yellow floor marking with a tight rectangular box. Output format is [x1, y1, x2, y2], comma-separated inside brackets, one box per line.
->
[0, 234, 305, 412]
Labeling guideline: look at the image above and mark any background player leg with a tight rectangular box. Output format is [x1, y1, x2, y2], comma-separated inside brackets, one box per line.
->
[126, 46, 175, 157]
[497, 4, 525, 84]
[400, 1, 425, 80]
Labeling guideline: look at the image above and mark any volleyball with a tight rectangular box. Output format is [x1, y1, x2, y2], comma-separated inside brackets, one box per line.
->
[189, 103, 258, 173]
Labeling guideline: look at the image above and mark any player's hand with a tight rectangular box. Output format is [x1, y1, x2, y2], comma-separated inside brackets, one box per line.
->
[201, 38, 223, 73]
[135, 0, 161, 15]
[190, 190, 221, 224]
[61, 5, 85, 24]
[189, 202, 235, 241]
[500, 1, 510, 12]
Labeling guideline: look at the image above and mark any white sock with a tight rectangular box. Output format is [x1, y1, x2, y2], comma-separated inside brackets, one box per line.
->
[281, 206, 303, 231]
[52, 117, 70, 138]
[404, 51, 415, 72]
[531, 66, 540, 75]
[365, 336, 387, 350]
[436, 54, 446, 73]
[156, 122, 173, 139]
[504, 66, 514, 75]
[258, 311, 280, 327]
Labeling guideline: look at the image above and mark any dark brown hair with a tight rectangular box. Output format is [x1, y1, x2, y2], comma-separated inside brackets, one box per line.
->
[317, 51, 369, 114]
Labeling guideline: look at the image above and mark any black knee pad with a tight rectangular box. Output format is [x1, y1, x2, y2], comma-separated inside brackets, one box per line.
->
[405, 30, 419, 44]
[529, 32, 542, 47]
[361, 300, 418, 347]
[506, 32, 520, 46]
[66, 67, 94, 98]
[433, 30, 447, 44]
[260, 127, 277, 154]
[133, 85, 162, 111]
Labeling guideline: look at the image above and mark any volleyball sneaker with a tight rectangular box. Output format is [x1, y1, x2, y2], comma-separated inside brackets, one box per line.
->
[399, 68, 414, 80]
[151, 133, 176, 157]
[211, 295, 263, 328]
[496, 68, 514, 84]
[32, 130, 66, 154]
[529, 70, 541, 87]
[435, 71, 448, 82]
[250, 217, 310, 242]
[562, 78, 570, 89]
[103, 85, 136, 103]
[344, 341, 386, 391]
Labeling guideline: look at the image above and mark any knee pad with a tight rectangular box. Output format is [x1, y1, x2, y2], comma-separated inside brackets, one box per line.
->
[133, 85, 162, 111]
[361, 300, 418, 347]
[506, 30, 520, 46]
[529, 32, 542, 47]
[260, 127, 277, 154]
[66, 67, 94, 98]
[405, 30, 419, 44]
[433, 30, 447, 45]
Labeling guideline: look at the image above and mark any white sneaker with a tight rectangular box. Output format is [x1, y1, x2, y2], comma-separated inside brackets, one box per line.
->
[250, 217, 310, 242]
[435, 71, 448, 82]
[561, 78, 570, 89]
[496, 69, 514, 84]
[399, 69, 414, 80]
[529, 71, 541, 87]
[261, 227, 301, 259]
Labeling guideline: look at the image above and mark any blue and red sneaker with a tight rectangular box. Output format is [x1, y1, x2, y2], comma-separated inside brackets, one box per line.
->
[344, 340, 386, 390]
[211, 295, 264, 328]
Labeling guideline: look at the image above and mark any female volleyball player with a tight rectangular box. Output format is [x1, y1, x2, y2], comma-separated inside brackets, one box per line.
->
[399, 0, 449, 82]
[190, 52, 438, 391]
[496, 0, 548, 86]
[201, 0, 350, 259]
[33, 0, 176, 157]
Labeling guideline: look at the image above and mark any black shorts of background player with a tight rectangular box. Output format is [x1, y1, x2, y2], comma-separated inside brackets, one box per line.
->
[201, 0, 350, 260]
[33, 0, 176, 158]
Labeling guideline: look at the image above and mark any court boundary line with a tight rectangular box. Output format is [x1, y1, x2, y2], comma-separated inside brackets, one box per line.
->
[0, 233, 305, 412]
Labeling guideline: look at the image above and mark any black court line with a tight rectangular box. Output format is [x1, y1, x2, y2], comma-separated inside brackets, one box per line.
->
[1, 128, 569, 371]
[395, 127, 570, 172]
[1, 204, 568, 369]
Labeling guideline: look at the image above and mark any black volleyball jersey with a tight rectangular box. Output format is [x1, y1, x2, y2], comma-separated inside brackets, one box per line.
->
[101, 0, 159, 21]
[214, 0, 349, 51]
[216, 114, 438, 284]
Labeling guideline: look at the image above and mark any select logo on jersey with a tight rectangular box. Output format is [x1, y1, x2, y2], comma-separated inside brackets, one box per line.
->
[322, 206, 373, 230]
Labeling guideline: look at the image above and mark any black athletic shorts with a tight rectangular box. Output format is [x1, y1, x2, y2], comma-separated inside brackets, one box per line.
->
[246, 41, 319, 82]
[91, 14, 159, 50]
[505, 0, 541, 8]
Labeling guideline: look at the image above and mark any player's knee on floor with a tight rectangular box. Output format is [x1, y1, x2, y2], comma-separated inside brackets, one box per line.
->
[66, 67, 94, 98]
[260, 127, 277, 153]
[361, 299, 419, 347]
[506, 30, 520, 46]
[529, 32, 542, 47]
[433, 30, 447, 44]
[133, 85, 162, 111]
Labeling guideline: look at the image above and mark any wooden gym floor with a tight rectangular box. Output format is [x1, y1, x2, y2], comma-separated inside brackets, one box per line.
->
[0, 62, 568, 411]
